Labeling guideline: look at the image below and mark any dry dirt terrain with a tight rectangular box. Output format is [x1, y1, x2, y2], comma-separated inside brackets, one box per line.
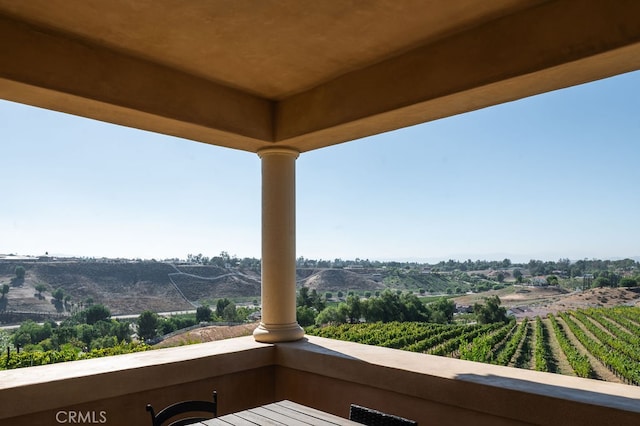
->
[297, 268, 384, 292]
[0, 262, 260, 317]
[154, 323, 259, 348]
[1, 262, 382, 319]
[454, 285, 640, 319]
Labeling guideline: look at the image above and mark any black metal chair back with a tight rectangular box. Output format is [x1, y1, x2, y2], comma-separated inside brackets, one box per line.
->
[146, 391, 217, 426]
[349, 404, 417, 426]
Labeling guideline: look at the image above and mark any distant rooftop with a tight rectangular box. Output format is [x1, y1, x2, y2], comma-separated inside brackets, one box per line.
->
[0, 255, 40, 261]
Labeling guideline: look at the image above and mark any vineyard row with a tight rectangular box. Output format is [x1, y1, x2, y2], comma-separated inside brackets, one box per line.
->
[306, 306, 640, 385]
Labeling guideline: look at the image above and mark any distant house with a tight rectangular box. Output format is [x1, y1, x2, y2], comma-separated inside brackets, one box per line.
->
[530, 277, 548, 286]
[0, 254, 39, 262]
[506, 307, 526, 318]
[456, 305, 473, 314]
[552, 270, 568, 278]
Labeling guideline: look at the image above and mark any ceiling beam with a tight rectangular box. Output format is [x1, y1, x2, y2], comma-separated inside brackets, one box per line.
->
[276, 0, 640, 152]
[1, 0, 639, 154]
[0, 14, 274, 152]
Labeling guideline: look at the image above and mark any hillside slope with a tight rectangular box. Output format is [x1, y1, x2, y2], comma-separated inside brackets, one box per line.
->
[297, 268, 385, 292]
[0, 262, 260, 316]
[0, 263, 470, 320]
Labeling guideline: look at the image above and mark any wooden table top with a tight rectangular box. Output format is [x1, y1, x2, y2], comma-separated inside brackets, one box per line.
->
[195, 400, 360, 425]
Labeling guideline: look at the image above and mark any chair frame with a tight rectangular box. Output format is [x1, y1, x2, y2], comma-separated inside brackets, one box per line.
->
[146, 391, 217, 426]
[349, 404, 417, 426]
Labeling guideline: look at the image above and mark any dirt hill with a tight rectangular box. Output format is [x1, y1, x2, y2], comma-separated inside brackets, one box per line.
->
[154, 322, 259, 348]
[0, 261, 261, 317]
[5, 260, 635, 323]
[297, 268, 385, 292]
[454, 285, 640, 319]
[0, 262, 391, 320]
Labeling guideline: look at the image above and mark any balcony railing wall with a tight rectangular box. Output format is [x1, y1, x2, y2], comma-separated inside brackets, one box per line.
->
[2, 335, 639, 425]
[0, 339, 275, 425]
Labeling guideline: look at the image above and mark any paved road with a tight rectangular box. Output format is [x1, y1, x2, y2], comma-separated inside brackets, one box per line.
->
[111, 310, 196, 320]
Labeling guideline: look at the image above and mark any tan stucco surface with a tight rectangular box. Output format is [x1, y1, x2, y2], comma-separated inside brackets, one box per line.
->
[1, 1, 639, 153]
[2, 336, 640, 425]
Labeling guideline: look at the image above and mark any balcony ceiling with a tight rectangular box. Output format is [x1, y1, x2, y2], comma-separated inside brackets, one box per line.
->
[1, 0, 639, 153]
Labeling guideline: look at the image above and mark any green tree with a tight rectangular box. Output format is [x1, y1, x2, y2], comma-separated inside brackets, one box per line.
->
[14, 265, 25, 280]
[12, 320, 54, 347]
[12, 327, 33, 346]
[429, 297, 455, 324]
[235, 306, 252, 322]
[222, 302, 238, 322]
[474, 296, 508, 324]
[546, 275, 559, 286]
[137, 311, 159, 341]
[35, 283, 47, 297]
[1, 284, 9, 299]
[77, 324, 97, 347]
[52, 326, 75, 347]
[593, 276, 610, 288]
[216, 298, 231, 318]
[158, 318, 177, 335]
[513, 269, 523, 283]
[315, 306, 346, 326]
[398, 293, 429, 322]
[52, 288, 65, 302]
[84, 304, 111, 325]
[310, 289, 326, 312]
[296, 306, 316, 327]
[196, 305, 212, 322]
[597, 271, 620, 287]
[90, 335, 118, 350]
[297, 287, 311, 308]
[620, 277, 638, 287]
[110, 320, 132, 343]
[297, 287, 326, 311]
[361, 290, 404, 323]
[345, 295, 363, 323]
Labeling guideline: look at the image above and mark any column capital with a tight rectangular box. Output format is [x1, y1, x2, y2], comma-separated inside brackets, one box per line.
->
[257, 146, 300, 159]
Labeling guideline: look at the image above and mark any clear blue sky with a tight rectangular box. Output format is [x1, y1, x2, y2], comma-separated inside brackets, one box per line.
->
[2, 71, 639, 263]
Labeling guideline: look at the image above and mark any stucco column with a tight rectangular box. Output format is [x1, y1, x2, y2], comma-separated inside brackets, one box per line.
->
[253, 147, 305, 343]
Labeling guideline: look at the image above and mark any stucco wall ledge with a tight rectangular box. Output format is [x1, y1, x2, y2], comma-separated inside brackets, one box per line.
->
[0, 336, 273, 420]
[275, 335, 640, 425]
